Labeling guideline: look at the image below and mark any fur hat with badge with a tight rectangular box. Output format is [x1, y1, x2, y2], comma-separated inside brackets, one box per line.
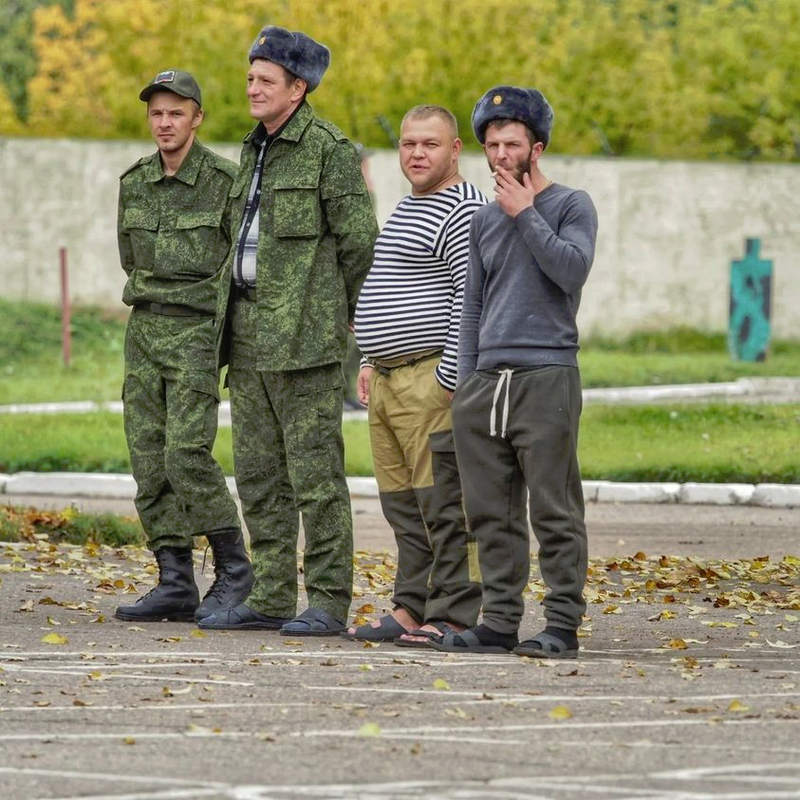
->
[472, 86, 554, 147]
[248, 25, 330, 92]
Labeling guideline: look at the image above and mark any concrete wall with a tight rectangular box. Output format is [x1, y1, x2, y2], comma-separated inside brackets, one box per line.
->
[1, 136, 799, 338]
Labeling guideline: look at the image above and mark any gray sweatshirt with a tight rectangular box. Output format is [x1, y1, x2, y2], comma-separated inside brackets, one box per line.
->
[457, 182, 598, 382]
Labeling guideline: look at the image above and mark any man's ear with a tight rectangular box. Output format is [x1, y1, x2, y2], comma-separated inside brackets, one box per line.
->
[192, 108, 204, 130]
[291, 78, 308, 102]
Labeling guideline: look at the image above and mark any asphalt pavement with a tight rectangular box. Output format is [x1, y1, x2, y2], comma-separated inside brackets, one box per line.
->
[1, 379, 799, 798]
[1, 499, 798, 800]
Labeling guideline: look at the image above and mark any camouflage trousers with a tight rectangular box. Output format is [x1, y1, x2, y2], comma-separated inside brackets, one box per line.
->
[227, 296, 353, 622]
[123, 308, 240, 552]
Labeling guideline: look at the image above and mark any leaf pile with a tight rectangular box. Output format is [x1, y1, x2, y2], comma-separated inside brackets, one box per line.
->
[0, 504, 143, 546]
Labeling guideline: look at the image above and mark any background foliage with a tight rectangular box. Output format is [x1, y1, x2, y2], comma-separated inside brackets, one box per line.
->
[1, 0, 798, 159]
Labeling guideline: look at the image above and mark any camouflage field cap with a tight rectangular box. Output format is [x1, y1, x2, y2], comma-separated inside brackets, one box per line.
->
[139, 69, 202, 107]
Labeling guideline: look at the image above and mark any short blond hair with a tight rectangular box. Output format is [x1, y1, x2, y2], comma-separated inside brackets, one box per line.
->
[401, 105, 458, 138]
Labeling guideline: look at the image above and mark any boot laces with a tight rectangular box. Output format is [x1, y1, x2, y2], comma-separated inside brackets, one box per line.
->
[204, 551, 234, 600]
[135, 558, 166, 604]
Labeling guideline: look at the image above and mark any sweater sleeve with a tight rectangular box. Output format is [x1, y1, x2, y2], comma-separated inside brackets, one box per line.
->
[457, 214, 485, 384]
[514, 189, 597, 295]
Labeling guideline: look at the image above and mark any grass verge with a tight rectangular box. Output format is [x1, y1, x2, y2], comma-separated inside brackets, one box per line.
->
[1, 405, 798, 484]
[0, 504, 144, 546]
[0, 413, 373, 478]
[3, 301, 800, 403]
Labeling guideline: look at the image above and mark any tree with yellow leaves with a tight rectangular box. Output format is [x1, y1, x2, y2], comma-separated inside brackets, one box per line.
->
[1, 0, 798, 161]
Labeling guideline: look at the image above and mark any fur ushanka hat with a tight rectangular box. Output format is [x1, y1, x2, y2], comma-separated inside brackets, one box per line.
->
[472, 85, 554, 147]
[248, 25, 330, 92]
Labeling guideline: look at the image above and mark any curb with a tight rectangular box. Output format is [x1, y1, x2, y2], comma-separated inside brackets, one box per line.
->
[1, 377, 799, 423]
[1, 472, 799, 508]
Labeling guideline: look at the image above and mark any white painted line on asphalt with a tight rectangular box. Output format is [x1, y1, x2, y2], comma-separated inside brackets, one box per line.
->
[559, 738, 800, 757]
[1, 651, 222, 659]
[3, 688, 794, 716]
[583, 648, 798, 660]
[635, 792, 800, 799]
[0, 665, 253, 686]
[0, 716, 776, 744]
[295, 716, 774, 738]
[653, 762, 800, 781]
[303, 684, 800, 704]
[43, 792, 221, 800]
[0, 701, 320, 713]
[0, 662, 225, 671]
[4, 765, 800, 800]
[0, 731, 251, 741]
[0, 766, 225, 789]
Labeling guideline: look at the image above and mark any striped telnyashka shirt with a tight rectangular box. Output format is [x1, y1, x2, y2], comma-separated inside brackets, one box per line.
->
[354, 181, 488, 391]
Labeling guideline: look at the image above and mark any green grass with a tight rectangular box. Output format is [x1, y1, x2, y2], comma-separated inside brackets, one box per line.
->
[3, 302, 800, 404]
[0, 504, 144, 546]
[0, 299, 127, 404]
[0, 413, 374, 478]
[1, 406, 797, 484]
[579, 327, 800, 387]
[2, 302, 799, 484]
[580, 404, 800, 484]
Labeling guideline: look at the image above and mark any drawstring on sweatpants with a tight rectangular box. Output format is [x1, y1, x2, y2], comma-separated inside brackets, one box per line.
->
[489, 368, 514, 438]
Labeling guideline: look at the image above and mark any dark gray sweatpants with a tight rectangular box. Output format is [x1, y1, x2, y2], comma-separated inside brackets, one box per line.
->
[451, 365, 587, 634]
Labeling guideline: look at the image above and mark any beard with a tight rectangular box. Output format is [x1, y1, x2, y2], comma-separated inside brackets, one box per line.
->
[508, 159, 531, 184]
[486, 148, 533, 185]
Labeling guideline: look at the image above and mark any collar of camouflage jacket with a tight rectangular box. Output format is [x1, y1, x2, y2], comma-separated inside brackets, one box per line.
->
[246, 101, 312, 150]
[142, 138, 205, 186]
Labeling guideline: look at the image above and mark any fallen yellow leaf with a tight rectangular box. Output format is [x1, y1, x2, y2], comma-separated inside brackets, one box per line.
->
[548, 705, 572, 720]
[433, 678, 450, 691]
[358, 722, 381, 737]
[41, 633, 68, 645]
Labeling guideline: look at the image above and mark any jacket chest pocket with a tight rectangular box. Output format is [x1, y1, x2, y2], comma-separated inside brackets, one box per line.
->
[122, 208, 159, 269]
[272, 184, 320, 238]
[171, 209, 226, 276]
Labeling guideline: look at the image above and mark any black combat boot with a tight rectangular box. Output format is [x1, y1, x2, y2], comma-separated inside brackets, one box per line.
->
[115, 546, 199, 622]
[194, 529, 254, 622]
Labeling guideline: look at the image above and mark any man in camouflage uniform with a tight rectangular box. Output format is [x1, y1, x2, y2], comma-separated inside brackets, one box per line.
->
[116, 69, 253, 623]
[197, 27, 378, 635]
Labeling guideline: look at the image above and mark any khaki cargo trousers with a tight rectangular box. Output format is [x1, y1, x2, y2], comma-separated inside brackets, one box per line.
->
[368, 353, 481, 627]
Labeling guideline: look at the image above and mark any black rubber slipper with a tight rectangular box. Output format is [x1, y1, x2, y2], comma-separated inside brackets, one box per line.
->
[513, 630, 579, 659]
[428, 625, 517, 654]
[280, 607, 346, 637]
[340, 614, 409, 642]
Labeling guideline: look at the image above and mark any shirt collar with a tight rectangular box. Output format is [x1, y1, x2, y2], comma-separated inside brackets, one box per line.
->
[246, 101, 312, 150]
[143, 138, 203, 185]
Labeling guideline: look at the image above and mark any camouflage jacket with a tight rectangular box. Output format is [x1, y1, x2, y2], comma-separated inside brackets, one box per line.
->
[118, 139, 238, 314]
[217, 101, 378, 370]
